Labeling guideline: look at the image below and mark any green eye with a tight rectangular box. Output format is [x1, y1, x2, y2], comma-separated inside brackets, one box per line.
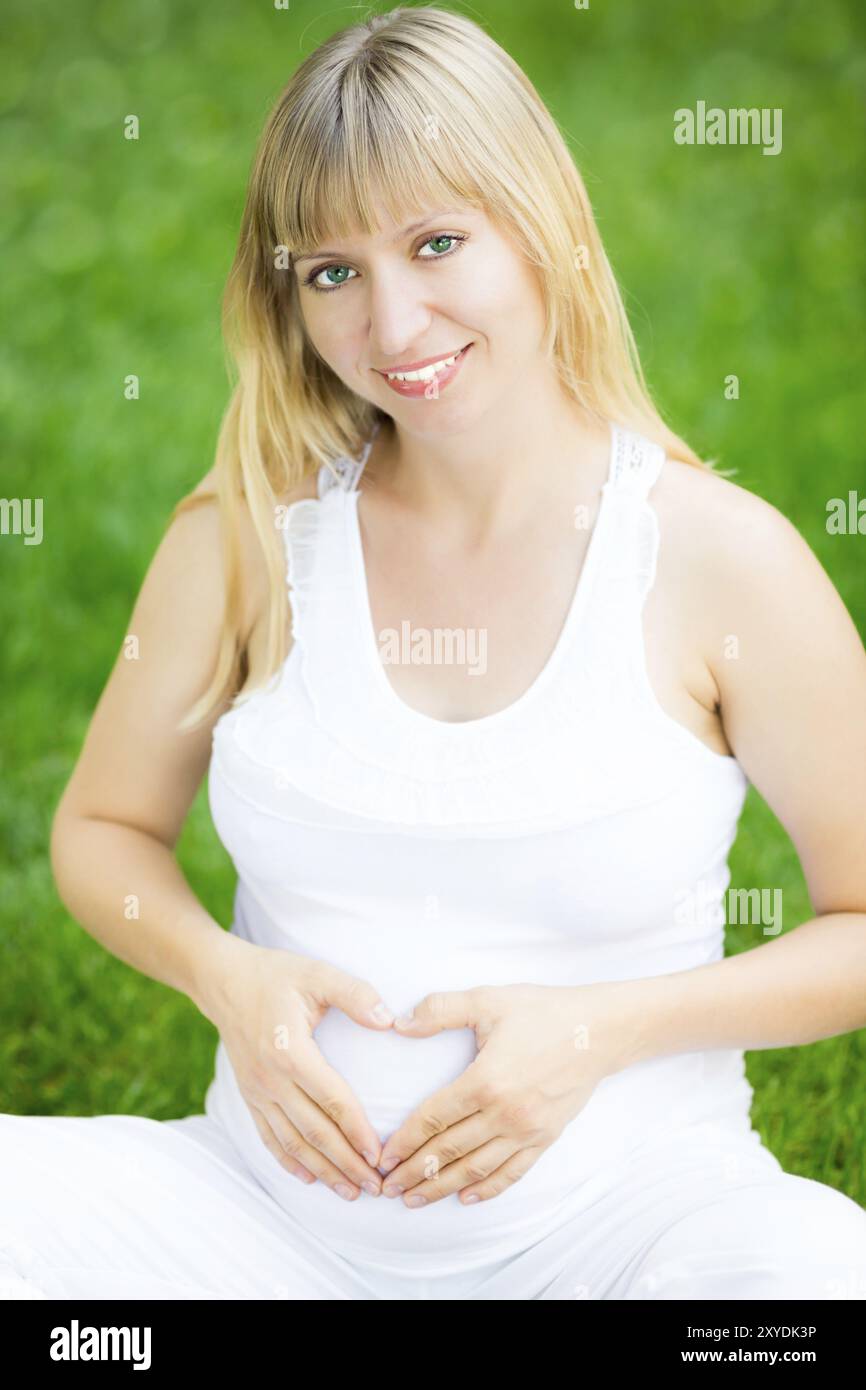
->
[420, 234, 456, 255]
[309, 265, 357, 291]
[303, 232, 468, 294]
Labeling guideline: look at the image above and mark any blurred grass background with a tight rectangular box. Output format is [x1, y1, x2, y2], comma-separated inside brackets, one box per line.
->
[1, 0, 864, 1201]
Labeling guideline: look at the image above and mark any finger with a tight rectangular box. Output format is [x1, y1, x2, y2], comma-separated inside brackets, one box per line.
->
[248, 1106, 318, 1185]
[392, 987, 483, 1038]
[400, 1139, 523, 1207]
[290, 1039, 384, 1171]
[258, 1100, 374, 1200]
[308, 963, 397, 1033]
[379, 1068, 483, 1173]
[455, 1144, 544, 1206]
[277, 1087, 383, 1195]
[381, 1112, 493, 1197]
[256, 1101, 371, 1199]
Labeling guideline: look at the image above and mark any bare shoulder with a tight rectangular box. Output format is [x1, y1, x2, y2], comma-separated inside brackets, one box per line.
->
[650, 448, 864, 751]
[161, 478, 260, 646]
[177, 466, 320, 644]
[650, 452, 836, 624]
[653, 452, 801, 556]
[652, 450, 866, 911]
[641, 448, 861, 731]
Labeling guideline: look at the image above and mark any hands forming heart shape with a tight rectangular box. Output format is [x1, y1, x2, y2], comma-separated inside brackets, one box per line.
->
[201, 935, 646, 1209]
[372, 982, 624, 1207]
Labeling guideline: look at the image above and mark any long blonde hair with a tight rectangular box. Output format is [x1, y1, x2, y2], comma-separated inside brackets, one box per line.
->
[174, 3, 717, 730]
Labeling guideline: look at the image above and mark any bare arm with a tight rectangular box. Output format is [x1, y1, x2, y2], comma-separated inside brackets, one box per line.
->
[49, 480, 394, 1196]
[49, 490, 253, 1021]
[624, 482, 866, 1063]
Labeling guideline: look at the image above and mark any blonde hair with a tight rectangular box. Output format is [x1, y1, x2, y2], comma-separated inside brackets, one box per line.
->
[174, 3, 719, 730]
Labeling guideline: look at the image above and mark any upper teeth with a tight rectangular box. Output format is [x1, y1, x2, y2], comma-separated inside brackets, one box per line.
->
[386, 350, 461, 382]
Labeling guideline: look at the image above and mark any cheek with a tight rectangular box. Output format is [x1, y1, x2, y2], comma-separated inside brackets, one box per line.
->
[302, 308, 363, 378]
[458, 250, 545, 362]
[508, 261, 547, 342]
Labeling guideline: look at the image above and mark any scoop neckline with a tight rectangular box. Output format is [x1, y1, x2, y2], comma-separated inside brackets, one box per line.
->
[344, 420, 618, 734]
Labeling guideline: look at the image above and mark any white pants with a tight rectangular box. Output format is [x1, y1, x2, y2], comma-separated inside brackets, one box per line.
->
[2, 1109, 866, 1300]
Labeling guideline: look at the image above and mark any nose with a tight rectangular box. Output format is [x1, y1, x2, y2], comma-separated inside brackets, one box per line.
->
[366, 262, 433, 365]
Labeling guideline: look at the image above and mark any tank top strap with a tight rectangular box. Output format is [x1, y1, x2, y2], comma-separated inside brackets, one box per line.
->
[608, 424, 666, 500]
[317, 420, 382, 499]
[584, 423, 667, 625]
[278, 420, 382, 692]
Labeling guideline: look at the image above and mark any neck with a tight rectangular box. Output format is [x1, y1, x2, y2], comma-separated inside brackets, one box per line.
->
[366, 377, 611, 542]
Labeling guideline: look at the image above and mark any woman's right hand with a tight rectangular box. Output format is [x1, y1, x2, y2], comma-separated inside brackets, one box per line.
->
[197, 933, 395, 1200]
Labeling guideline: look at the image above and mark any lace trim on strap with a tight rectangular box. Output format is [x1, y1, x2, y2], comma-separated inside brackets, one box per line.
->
[602, 427, 666, 603]
[610, 427, 665, 498]
[318, 454, 363, 499]
[594, 490, 660, 606]
[317, 421, 382, 499]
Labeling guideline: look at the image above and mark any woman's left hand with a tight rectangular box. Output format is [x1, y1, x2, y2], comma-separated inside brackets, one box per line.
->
[377, 981, 648, 1207]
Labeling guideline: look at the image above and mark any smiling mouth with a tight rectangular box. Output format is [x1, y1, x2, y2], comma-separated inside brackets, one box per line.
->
[376, 343, 472, 382]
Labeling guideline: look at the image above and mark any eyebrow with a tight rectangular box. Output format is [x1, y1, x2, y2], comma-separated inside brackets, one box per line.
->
[292, 210, 466, 264]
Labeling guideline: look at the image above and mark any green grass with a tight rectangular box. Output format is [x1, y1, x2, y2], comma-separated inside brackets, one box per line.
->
[1, 0, 865, 1203]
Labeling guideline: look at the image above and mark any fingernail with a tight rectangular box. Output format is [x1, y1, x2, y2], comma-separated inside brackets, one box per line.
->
[380, 1154, 399, 1173]
[405, 1194, 427, 1208]
[394, 1009, 415, 1027]
[383, 1183, 404, 1198]
[363, 1150, 379, 1167]
[370, 1002, 395, 1025]
[334, 1184, 356, 1201]
[362, 1181, 381, 1196]
[462, 1194, 481, 1204]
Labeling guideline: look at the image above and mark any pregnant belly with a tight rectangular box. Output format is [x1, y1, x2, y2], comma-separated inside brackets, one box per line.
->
[311, 1009, 479, 1142]
[274, 914, 562, 1142]
[204, 1026, 755, 1274]
[204, 925, 607, 1267]
[207, 913, 756, 1267]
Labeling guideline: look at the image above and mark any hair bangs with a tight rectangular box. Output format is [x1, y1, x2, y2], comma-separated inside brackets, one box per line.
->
[277, 68, 500, 263]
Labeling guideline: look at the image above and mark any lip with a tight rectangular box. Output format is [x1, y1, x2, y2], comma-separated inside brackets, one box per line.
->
[374, 343, 472, 375]
[375, 343, 473, 398]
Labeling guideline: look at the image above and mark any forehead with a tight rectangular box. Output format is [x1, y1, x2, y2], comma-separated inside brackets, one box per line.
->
[293, 202, 482, 261]
[292, 199, 483, 261]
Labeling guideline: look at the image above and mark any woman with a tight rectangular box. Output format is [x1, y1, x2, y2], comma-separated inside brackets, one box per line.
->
[5, 5, 866, 1301]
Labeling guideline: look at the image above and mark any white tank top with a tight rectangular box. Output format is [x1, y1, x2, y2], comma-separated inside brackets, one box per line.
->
[205, 419, 757, 1274]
